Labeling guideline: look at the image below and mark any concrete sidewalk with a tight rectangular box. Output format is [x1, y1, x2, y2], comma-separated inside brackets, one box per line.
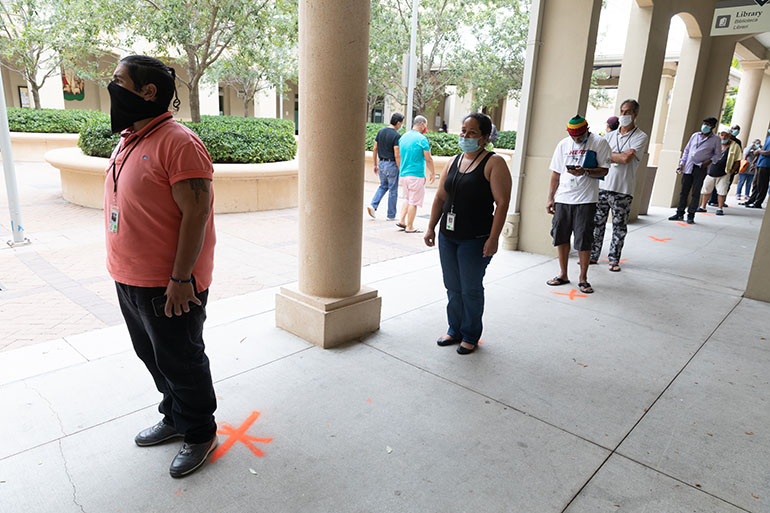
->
[1, 201, 768, 512]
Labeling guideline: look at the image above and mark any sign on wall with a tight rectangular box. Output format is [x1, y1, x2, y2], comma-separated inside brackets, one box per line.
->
[61, 69, 85, 101]
[712, 0, 770, 36]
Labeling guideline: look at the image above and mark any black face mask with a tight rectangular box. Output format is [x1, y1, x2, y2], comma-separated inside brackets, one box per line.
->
[108, 82, 168, 133]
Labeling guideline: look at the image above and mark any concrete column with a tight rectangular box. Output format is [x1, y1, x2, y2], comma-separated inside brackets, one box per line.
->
[35, 54, 65, 109]
[733, 60, 768, 140]
[614, 0, 670, 222]
[649, 66, 677, 166]
[513, 0, 602, 256]
[275, 0, 380, 348]
[746, 209, 770, 302]
[652, 33, 739, 207]
[749, 72, 770, 140]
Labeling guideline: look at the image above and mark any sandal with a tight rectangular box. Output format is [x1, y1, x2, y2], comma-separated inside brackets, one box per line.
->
[395, 222, 406, 230]
[404, 229, 423, 233]
[547, 276, 570, 286]
[578, 282, 594, 294]
[608, 263, 621, 272]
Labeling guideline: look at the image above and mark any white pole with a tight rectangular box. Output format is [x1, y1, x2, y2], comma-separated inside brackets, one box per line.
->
[0, 71, 28, 245]
[405, 0, 419, 129]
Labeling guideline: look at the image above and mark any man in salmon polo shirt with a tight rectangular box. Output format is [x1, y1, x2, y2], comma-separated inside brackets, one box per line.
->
[104, 55, 218, 478]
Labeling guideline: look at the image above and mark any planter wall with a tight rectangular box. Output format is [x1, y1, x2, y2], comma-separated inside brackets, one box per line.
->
[44, 148, 299, 214]
[4, 133, 80, 162]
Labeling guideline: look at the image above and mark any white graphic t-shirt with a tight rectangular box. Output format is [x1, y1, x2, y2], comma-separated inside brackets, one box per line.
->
[549, 132, 612, 204]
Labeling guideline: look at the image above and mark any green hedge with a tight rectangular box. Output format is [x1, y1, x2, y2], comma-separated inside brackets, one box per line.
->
[7, 108, 108, 134]
[494, 130, 517, 150]
[79, 115, 297, 164]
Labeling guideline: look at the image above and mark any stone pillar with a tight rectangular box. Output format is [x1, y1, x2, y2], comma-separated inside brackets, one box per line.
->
[732, 60, 768, 140]
[514, 0, 603, 256]
[275, 0, 381, 348]
[652, 34, 739, 207]
[746, 209, 770, 302]
[614, 0, 670, 222]
[749, 72, 770, 140]
[649, 66, 677, 166]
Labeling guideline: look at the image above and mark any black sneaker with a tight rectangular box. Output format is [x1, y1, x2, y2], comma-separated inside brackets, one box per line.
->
[716, 209, 724, 216]
[169, 436, 219, 478]
[668, 214, 684, 221]
[135, 421, 183, 447]
[686, 217, 695, 224]
[696, 207, 707, 213]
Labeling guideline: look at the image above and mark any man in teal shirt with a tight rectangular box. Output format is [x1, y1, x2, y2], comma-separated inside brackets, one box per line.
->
[397, 115, 435, 232]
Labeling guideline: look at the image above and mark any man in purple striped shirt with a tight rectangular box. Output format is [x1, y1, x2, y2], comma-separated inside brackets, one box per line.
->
[669, 116, 722, 224]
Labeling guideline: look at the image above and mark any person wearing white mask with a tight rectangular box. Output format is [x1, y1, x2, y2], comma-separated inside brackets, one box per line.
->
[590, 99, 648, 272]
[745, 128, 770, 208]
[699, 125, 741, 216]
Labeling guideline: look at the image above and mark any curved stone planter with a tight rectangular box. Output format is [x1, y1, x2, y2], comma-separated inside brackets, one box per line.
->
[44, 147, 298, 214]
[364, 150, 512, 188]
[4, 132, 80, 162]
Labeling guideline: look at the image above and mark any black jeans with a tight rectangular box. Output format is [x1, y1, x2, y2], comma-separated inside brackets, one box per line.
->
[748, 166, 770, 206]
[116, 281, 217, 444]
[677, 165, 707, 216]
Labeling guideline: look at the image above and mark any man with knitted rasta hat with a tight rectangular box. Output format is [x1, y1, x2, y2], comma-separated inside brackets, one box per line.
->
[546, 115, 612, 294]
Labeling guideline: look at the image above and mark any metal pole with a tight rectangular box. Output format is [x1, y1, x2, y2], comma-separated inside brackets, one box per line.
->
[405, 0, 419, 129]
[0, 71, 28, 246]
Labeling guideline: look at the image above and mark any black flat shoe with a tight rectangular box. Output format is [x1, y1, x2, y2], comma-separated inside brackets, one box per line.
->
[436, 336, 459, 346]
[169, 436, 219, 478]
[135, 421, 183, 447]
[456, 343, 477, 355]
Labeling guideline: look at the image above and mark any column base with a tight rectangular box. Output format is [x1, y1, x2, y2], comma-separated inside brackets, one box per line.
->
[501, 213, 520, 251]
[275, 285, 382, 349]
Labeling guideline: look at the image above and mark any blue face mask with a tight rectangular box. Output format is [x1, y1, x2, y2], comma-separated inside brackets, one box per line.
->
[458, 136, 481, 153]
[732, 129, 740, 137]
[701, 125, 712, 134]
[721, 139, 729, 145]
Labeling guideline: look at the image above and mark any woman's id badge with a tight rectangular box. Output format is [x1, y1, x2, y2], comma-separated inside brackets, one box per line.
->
[446, 212, 456, 231]
[108, 204, 120, 234]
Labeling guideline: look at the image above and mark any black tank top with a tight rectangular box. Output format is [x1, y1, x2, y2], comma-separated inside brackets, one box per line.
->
[439, 152, 495, 240]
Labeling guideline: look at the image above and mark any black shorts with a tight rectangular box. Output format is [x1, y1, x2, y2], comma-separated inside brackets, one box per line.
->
[551, 202, 596, 251]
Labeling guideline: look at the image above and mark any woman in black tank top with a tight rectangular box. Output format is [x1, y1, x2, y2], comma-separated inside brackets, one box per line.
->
[424, 114, 512, 354]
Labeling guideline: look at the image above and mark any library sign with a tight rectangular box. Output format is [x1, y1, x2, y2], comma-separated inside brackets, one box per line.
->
[712, 0, 770, 36]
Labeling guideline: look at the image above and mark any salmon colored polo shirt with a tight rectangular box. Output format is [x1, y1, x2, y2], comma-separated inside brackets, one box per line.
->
[104, 112, 216, 293]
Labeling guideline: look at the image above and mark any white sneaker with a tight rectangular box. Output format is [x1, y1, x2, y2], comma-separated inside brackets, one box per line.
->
[366, 206, 375, 218]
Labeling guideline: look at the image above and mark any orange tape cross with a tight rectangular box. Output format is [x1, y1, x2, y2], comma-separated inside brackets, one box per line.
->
[648, 236, 672, 242]
[601, 258, 628, 264]
[551, 289, 587, 300]
[211, 411, 273, 462]
[675, 222, 690, 227]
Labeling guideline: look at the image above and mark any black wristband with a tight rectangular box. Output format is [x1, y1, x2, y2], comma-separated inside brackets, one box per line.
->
[169, 276, 192, 284]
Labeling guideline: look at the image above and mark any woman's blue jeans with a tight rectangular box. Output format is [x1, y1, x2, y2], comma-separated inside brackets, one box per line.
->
[438, 232, 492, 345]
[737, 173, 754, 196]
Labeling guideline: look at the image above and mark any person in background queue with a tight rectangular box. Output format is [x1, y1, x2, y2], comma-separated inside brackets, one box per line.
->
[590, 100, 648, 272]
[368, 113, 403, 221]
[745, 128, 770, 208]
[737, 138, 761, 203]
[424, 113, 511, 355]
[698, 125, 741, 216]
[546, 115, 611, 294]
[669, 116, 721, 224]
[397, 115, 435, 233]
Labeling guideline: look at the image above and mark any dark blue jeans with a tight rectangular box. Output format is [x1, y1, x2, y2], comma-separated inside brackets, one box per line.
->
[737, 173, 754, 196]
[370, 160, 400, 219]
[438, 233, 492, 345]
[116, 281, 217, 444]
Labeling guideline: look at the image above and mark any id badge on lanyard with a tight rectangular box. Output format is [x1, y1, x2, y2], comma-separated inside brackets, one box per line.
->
[109, 202, 120, 234]
[446, 212, 456, 231]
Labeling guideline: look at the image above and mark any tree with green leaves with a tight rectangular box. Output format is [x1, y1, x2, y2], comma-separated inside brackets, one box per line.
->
[133, 0, 288, 122]
[366, 1, 407, 120]
[207, 6, 296, 117]
[0, 0, 106, 108]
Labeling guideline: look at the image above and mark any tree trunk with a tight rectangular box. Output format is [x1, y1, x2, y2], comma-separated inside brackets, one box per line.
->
[30, 83, 41, 109]
[189, 76, 201, 123]
[243, 98, 250, 117]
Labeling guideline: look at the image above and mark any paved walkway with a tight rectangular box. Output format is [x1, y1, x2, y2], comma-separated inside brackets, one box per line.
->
[0, 161, 434, 351]
[0, 161, 768, 512]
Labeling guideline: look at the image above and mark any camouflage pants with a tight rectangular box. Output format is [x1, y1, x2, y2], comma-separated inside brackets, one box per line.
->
[590, 190, 633, 264]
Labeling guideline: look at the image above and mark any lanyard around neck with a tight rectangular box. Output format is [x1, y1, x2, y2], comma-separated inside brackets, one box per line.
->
[111, 113, 173, 197]
[449, 151, 484, 211]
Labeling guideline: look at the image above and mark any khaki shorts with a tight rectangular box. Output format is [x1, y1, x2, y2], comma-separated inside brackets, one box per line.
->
[701, 174, 730, 196]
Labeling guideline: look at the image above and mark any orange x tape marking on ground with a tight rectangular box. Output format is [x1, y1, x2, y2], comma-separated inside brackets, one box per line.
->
[601, 258, 628, 264]
[210, 411, 273, 462]
[675, 222, 690, 227]
[700, 213, 715, 217]
[648, 236, 672, 242]
[551, 289, 587, 300]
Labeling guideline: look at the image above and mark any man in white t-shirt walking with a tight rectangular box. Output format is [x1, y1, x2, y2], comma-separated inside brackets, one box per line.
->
[546, 115, 612, 294]
[590, 99, 648, 272]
